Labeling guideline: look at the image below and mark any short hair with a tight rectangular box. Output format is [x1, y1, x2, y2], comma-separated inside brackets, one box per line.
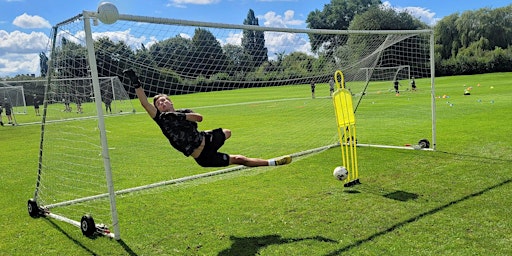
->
[153, 94, 169, 107]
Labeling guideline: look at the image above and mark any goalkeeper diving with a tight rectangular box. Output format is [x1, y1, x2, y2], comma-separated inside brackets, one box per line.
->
[122, 69, 292, 168]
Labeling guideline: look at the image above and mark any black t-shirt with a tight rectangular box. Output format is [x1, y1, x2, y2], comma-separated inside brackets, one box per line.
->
[153, 109, 204, 157]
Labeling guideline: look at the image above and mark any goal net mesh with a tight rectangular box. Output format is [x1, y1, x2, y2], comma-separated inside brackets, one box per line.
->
[0, 85, 27, 114]
[33, 10, 434, 237]
[3, 77, 133, 120]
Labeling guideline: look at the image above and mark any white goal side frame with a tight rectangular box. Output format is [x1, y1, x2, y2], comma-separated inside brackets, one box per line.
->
[30, 13, 121, 240]
[83, 15, 120, 239]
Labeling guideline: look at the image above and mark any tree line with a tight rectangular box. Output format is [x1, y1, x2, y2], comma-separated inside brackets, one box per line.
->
[306, 0, 512, 76]
[6, 0, 511, 84]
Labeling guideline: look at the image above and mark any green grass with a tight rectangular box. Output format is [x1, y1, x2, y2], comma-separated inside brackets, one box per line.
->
[1, 73, 512, 255]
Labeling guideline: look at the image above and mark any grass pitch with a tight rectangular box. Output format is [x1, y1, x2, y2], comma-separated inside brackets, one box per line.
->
[1, 72, 511, 255]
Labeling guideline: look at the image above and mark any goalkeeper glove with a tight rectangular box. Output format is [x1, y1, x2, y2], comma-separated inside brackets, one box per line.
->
[123, 69, 142, 88]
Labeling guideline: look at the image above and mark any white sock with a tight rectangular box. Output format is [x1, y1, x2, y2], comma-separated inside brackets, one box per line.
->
[268, 159, 276, 166]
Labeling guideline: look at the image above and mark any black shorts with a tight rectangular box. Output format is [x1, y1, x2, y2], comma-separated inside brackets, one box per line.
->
[194, 128, 230, 167]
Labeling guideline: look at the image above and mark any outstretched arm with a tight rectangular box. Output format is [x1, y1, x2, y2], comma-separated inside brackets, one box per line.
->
[134, 87, 157, 118]
[123, 69, 157, 118]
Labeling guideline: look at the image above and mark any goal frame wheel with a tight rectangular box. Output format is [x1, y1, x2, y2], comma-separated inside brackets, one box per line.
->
[418, 139, 430, 149]
[81, 215, 96, 237]
[27, 199, 41, 218]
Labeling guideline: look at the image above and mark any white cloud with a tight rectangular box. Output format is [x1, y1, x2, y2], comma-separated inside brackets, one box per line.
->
[0, 30, 48, 54]
[167, 0, 220, 8]
[264, 32, 311, 59]
[0, 30, 49, 77]
[12, 13, 51, 29]
[0, 7, 312, 77]
[258, 10, 311, 58]
[223, 31, 242, 45]
[262, 10, 303, 27]
[381, 1, 440, 26]
[215, 10, 311, 58]
[178, 33, 191, 39]
[257, 0, 297, 2]
[55, 28, 160, 52]
[0, 53, 40, 76]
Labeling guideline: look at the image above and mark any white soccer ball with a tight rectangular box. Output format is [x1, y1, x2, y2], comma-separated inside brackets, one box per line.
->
[97, 2, 119, 25]
[333, 166, 348, 181]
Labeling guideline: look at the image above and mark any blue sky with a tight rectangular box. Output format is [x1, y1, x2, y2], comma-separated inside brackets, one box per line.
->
[0, 0, 510, 78]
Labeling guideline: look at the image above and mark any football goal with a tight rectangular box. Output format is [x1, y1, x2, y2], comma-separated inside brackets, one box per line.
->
[3, 77, 134, 123]
[28, 4, 435, 240]
[0, 85, 27, 114]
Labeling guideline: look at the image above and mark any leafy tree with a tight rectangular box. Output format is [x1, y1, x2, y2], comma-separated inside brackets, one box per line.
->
[149, 36, 194, 76]
[265, 51, 286, 73]
[434, 14, 460, 59]
[222, 44, 252, 77]
[306, 0, 381, 54]
[487, 6, 512, 50]
[434, 4, 512, 75]
[456, 6, 512, 51]
[343, 6, 429, 71]
[57, 37, 88, 79]
[349, 6, 427, 30]
[94, 37, 133, 78]
[242, 9, 268, 68]
[134, 44, 154, 70]
[191, 28, 228, 77]
[281, 52, 316, 78]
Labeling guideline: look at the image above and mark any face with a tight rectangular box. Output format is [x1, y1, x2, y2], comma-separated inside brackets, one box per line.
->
[154, 95, 174, 112]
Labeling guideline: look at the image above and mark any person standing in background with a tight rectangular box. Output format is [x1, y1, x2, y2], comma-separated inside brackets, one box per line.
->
[3, 98, 14, 125]
[33, 94, 40, 116]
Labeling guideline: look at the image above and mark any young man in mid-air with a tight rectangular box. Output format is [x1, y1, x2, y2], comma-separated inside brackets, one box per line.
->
[122, 69, 292, 168]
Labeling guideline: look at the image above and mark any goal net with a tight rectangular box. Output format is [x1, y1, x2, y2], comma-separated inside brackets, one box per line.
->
[360, 65, 411, 82]
[29, 8, 435, 239]
[0, 85, 27, 114]
[2, 77, 134, 122]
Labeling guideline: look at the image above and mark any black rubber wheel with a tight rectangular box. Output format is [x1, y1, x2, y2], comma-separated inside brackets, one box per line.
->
[418, 139, 430, 149]
[27, 199, 40, 218]
[80, 215, 96, 237]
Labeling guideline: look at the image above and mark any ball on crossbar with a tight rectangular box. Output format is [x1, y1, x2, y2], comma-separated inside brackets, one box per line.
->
[97, 2, 119, 25]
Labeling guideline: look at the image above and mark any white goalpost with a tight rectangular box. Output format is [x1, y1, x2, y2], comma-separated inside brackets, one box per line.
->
[28, 3, 435, 240]
[0, 85, 27, 114]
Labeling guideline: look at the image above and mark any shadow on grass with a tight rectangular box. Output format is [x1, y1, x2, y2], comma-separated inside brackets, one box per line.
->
[44, 218, 138, 255]
[44, 218, 99, 255]
[438, 150, 512, 163]
[325, 178, 512, 255]
[345, 184, 420, 202]
[383, 190, 419, 201]
[218, 234, 337, 256]
[117, 239, 138, 255]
